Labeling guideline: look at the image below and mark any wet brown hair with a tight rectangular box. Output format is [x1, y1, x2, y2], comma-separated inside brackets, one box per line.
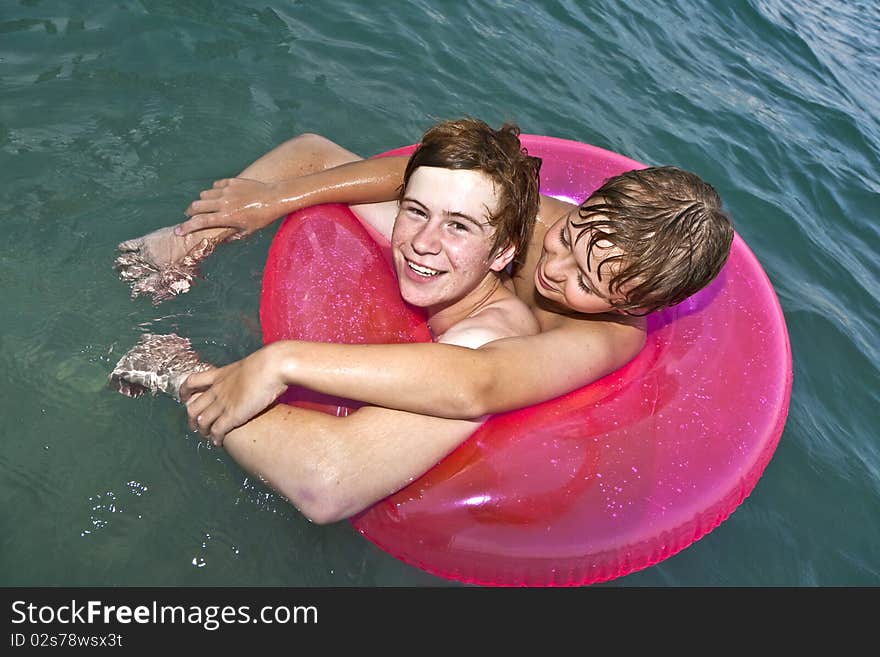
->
[573, 166, 734, 314]
[401, 118, 541, 270]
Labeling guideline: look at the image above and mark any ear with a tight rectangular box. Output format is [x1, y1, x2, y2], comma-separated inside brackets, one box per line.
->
[488, 242, 517, 273]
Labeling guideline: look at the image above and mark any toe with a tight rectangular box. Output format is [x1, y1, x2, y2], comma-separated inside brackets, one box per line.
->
[117, 238, 142, 253]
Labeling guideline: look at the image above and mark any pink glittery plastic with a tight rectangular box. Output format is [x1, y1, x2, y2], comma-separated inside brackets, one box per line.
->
[260, 136, 793, 587]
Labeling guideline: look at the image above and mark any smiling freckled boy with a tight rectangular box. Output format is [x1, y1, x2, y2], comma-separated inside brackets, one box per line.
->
[112, 119, 548, 522]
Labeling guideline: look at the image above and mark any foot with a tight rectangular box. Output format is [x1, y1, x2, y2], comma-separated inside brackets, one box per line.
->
[114, 225, 236, 304]
[108, 333, 213, 401]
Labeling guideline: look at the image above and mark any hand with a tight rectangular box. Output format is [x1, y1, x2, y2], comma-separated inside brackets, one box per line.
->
[179, 344, 289, 446]
[114, 225, 235, 304]
[177, 177, 284, 236]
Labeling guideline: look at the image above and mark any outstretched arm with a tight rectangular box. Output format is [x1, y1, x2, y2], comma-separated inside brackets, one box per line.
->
[181, 317, 645, 438]
[284, 318, 644, 415]
[177, 155, 408, 239]
[115, 132, 407, 303]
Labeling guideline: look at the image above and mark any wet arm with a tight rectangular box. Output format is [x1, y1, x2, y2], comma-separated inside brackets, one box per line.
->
[179, 155, 408, 237]
[264, 155, 406, 216]
[271, 322, 645, 418]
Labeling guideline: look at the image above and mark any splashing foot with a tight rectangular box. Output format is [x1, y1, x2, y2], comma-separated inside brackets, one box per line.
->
[108, 333, 213, 401]
[113, 225, 236, 304]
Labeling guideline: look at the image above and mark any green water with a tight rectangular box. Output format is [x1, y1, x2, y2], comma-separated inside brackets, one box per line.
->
[2, 0, 878, 586]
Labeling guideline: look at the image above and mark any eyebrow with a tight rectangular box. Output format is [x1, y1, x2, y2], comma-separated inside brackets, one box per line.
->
[402, 197, 488, 230]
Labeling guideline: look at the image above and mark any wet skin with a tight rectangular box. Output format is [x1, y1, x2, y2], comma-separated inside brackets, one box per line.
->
[534, 209, 626, 315]
[391, 166, 514, 334]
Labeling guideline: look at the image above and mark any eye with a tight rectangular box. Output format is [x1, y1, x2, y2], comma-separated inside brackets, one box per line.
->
[449, 221, 470, 233]
[576, 276, 594, 295]
[405, 205, 427, 219]
[559, 229, 569, 248]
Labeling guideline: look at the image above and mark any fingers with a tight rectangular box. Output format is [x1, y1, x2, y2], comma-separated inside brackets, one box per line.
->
[185, 392, 233, 447]
[179, 369, 216, 401]
[184, 198, 221, 218]
[209, 420, 233, 447]
[176, 178, 248, 235]
[177, 214, 248, 238]
[175, 214, 209, 235]
[177, 209, 227, 235]
[192, 402, 223, 440]
[185, 388, 214, 428]
[178, 196, 237, 235]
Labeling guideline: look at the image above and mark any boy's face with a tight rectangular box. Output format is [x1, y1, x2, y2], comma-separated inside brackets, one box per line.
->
[391, 166, 512, 314]
[535, 210, 629, 314]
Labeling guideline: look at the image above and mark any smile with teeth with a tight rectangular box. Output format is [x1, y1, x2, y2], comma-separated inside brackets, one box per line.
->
[407, 259, 444, 277]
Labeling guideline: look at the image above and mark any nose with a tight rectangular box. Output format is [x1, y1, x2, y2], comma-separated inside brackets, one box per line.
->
[410, 220, 441, 255]
[542, 220, 574, 282]
[542, 251, 568, 283]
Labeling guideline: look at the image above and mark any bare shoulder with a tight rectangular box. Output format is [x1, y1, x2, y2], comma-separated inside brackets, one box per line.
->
[539, 309, 647, 362]
[538, 194, 576, 223]
[438, 296, 539, 350]
[465, 310, 647, 394]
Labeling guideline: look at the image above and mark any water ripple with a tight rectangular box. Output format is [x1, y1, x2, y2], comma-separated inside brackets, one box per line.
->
[2, 0, 879, 586]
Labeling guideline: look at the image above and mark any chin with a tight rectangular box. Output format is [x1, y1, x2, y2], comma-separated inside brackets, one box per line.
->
[398, 285, 431, 310]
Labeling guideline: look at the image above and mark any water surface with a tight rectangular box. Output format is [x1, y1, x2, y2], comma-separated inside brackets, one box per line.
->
[1, 0, 878, 586]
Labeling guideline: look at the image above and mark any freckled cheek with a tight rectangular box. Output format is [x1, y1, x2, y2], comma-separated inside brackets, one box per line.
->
[390, 226, 409, 248]
[448, 247, 491, 275]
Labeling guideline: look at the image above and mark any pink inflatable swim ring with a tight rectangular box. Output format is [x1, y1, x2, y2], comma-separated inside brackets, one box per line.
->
[260, 135, 793, 586]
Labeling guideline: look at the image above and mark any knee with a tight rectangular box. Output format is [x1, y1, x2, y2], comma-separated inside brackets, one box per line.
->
[301, 504, 347, 526]
[287, 132, 335, 150]
[293, 483, 351, 526]
[279, 463, 355, 525]
[287, 132, 349, 159]
[282, 132, 353, 171]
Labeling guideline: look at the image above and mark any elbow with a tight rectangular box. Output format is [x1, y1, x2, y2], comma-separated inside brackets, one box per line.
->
[453, 396, 490, 421]
[450, 372, 497, 419]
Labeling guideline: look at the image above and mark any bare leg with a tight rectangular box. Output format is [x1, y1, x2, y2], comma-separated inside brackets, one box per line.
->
[108, 331, 477, 524]
[115, 133, 365, 303]
[221, 402, 479, 524]
[226, 132, 395, 233]
[236, 132, 363, 182]
[114, 228, 229, 303]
